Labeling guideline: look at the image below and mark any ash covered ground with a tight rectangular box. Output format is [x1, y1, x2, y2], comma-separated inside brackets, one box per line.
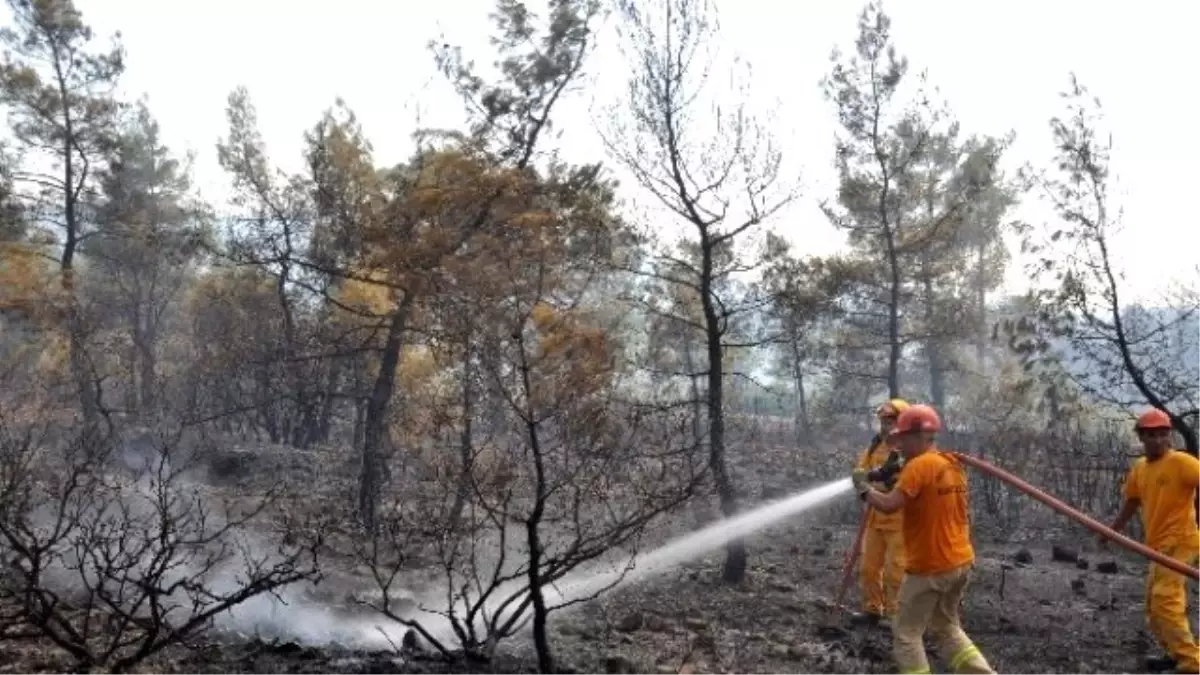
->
[0, 439, 1186, 674]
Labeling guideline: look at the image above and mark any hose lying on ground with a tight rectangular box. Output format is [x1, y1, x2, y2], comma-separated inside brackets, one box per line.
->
[951, 452, 1200, 581]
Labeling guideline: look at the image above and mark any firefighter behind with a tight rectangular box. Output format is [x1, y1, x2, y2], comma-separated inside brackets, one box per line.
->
[852, 404, 995, 675]
[1105, 408, 1199, 674]
[852, 398, 910, 625]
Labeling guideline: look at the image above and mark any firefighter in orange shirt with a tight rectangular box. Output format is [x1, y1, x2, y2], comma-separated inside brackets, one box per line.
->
[1106, 408, 1199, 674]
[853, 404, 994, 675]
[851, 398, 910, 626]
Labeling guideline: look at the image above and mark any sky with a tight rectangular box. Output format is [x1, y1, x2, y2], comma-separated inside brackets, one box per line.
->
[38, 0, 1200, 303]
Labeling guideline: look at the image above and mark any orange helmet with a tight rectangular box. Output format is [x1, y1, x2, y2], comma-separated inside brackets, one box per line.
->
[877, 398, 910, 418]
[1135, 408, 1172, 431]
[891, 404, 942, 436]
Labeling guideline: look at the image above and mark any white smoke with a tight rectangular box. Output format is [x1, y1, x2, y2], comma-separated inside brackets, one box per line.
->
[330, 478, 853, 651]
[17, 442, 850, 661]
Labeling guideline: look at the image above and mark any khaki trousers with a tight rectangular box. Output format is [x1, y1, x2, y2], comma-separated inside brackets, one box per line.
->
[892, 563, 994, 674]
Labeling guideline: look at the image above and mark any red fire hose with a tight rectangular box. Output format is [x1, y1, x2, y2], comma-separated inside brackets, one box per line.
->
[951, 452, 1200, 581]
[833, 505, 870, 612]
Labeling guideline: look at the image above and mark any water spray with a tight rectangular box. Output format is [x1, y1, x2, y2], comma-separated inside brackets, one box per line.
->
[350, 477, 856, 651]
[296, 452, 1200, 657]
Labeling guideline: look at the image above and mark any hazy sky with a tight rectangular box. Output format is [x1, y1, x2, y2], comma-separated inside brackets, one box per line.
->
[45, 0, 1200, 302]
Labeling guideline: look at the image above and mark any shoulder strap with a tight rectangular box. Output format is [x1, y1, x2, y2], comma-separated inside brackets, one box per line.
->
[866, 433, 883, 453]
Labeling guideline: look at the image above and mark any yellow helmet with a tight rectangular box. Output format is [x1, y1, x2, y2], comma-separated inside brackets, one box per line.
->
[876, 398, 910, 418]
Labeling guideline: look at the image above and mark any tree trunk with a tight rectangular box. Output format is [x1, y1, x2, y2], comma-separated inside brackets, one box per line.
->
[876, 148, 902, 399]
[789, 334, 810, 444]
[1177, 422, 1198, 456]
[527, 521, 554, 673]
[517, 335, 554, 673]
[531, 599, 553, 672]
[60, 207, 97, 429]
[56, 70, 98, 431]
[682, 341, 704, 448]
[701, 242, 745, 584]
[921, 271, 946, 409]
[127, 341, 140, 414]
[449, 338, 475, 534]
[137, 319, 158, 415]
[359, 296, 413, 530]
[314, 362, 340, 445]
[353, 396, 366, 451]
[927, 346, 946, 409]
[68, 319, 98, 428]
[708, 334, 744, 583]
[257, 366, 280, 443]
[974, 240, 989, 367]
[527, 513, 554, 673]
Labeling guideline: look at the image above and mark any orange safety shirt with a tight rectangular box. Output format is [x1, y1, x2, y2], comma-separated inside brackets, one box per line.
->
[895, 450, 975, 575]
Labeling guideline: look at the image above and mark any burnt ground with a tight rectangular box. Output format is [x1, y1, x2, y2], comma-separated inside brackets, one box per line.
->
[1, 436, 1192, 674]
[522, 527, 1168, 674]
[1, 515, 1181, 674]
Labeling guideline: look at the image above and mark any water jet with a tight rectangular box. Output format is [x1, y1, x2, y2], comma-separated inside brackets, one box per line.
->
[352, 478, 854, 651]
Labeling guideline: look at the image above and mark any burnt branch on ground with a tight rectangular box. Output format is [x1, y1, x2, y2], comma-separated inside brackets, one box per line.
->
[0, 415, 326, 673]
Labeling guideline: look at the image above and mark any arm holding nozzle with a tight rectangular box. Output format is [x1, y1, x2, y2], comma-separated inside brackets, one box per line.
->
[853, 450, 904, 504]
[866, 450, 904, 490]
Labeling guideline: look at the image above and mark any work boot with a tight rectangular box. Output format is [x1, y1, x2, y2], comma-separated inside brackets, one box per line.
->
[1144, 656, 1173, 672]
[849, 611, 882, 627]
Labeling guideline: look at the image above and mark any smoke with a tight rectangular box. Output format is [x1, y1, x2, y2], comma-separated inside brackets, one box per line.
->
[13, 431, 851, 662]
[325, 478, 852, 652]
[212, 580, 409, 647]
[11, 435, 337, 647]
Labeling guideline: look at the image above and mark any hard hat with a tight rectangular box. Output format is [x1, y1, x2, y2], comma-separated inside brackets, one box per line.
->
[1135, 408, 1172, 431]
[877, 398, 910, 418]
[891, 404, 941, 436]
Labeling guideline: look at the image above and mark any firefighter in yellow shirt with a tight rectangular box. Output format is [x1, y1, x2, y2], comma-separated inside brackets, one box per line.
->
[851, 398, 910, 626]
[1107, 408, 1200, 674]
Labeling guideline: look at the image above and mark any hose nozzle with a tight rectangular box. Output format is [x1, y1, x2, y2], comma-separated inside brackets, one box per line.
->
[866, 451, 903, 489]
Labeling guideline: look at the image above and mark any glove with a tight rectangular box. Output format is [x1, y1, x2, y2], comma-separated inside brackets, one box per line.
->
[851, 468, 870, 496]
